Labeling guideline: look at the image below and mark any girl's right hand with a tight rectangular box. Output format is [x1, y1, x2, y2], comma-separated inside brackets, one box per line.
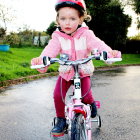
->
[31, 57, 43, 65]
[31, 57, 48, 73]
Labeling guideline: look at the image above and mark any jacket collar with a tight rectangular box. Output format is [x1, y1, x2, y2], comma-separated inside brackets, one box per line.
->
[54, 23, 89, 39]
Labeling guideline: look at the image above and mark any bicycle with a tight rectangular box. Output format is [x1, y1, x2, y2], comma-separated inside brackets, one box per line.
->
[31, 50, 122, 140]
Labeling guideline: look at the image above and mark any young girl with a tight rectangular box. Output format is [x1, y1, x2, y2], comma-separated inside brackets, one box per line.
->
[31, 0, 121, 136]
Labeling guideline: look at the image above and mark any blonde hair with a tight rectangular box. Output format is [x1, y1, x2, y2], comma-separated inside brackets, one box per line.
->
[83, 11, 91, 22]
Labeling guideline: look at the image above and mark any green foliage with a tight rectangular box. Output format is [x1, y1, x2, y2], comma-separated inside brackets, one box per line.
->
[85, 0, 132, 50]
[3, 27, 47, 47]
[4, 32, 21, 46]
[17, 28, 34, 47]
[0, 27, 6, 39]
[3, 29, 33, 47]
[46, 21, 57, 36]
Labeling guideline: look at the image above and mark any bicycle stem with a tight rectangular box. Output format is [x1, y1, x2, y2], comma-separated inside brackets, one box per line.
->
[73, 64, 80, 79]
[73, 64, 82, 100]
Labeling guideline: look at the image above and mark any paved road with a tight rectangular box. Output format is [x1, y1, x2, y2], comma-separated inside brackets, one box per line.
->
[0, 66, 140, 140]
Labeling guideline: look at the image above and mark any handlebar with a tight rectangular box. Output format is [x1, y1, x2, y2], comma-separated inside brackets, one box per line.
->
[31, 51, 122, 69]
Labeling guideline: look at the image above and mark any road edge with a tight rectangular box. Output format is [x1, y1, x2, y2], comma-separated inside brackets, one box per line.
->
[0, 64, 140, 92]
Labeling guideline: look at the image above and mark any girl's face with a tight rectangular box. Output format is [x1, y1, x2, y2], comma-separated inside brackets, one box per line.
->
[57, 7, 83, 35]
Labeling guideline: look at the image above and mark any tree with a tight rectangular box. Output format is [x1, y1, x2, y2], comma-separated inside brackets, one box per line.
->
[133, 0, 140, 29]
[0, 27, 6, 38]
[85, 0, 131, 50]
[133, 0, 140, 14]
[122, 0, 140, 29]
[0, 4, 15, 31]
[46, 21, 57, 36]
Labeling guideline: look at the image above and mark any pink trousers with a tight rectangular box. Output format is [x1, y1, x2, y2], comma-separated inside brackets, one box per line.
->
[53, 76, 94, 118]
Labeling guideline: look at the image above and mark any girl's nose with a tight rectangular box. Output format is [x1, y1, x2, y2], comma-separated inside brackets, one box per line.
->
[65, 19, 70, 25]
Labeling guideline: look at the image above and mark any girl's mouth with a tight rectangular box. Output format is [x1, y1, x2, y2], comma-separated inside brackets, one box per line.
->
[65, 27, 71, 31]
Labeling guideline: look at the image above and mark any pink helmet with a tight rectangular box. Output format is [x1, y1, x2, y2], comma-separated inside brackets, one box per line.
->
[55, 0, 86, 11]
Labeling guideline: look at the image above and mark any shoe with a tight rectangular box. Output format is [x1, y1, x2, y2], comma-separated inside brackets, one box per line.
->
[90, 102, 97, 118]
[51, 117, 67, 136]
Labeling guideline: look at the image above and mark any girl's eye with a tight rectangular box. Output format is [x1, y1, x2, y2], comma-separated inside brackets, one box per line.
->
[71, 18, 76, 21]
[60, 17, 65, 20]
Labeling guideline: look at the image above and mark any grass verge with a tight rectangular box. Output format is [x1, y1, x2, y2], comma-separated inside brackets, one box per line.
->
[0, 47, 140, 87]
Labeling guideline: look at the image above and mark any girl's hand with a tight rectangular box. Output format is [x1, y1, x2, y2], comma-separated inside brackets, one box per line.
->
[109, 50, 121, 58]
[31, 57, 48, 73]
[31, 57, 43, 65]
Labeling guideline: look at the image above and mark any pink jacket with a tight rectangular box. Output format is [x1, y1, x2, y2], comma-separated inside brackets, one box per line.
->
[38, 26, 113, 81]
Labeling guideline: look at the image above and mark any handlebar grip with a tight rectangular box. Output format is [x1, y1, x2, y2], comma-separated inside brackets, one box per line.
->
[43, 56, 51, 65]
[31, 64, 45, 69]
[43, 56, 47, 65]
[106, 58, 122, 62]
[103, 51, 107, 60]
[99, 51, 107, 61]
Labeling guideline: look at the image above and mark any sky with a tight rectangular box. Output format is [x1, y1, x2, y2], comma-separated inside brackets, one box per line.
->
[0, 0, 57, 32]
[0, 0, 139, 36]
[123, 3, 140, 36]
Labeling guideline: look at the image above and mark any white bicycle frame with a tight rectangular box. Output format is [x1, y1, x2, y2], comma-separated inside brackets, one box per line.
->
[64, 63, 92, 140]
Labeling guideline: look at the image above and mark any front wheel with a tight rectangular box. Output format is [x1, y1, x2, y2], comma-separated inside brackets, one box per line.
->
[71, 113, 89, 140]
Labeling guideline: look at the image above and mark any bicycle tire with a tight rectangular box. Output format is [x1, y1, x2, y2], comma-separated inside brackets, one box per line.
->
[71, 113, 87, 140]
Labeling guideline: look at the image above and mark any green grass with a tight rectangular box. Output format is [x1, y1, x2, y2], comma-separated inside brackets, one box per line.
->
[0, 47, 140, 83]
[0, 48, 39, 81]
[93, 54, 140, 67]
[0, 47, 58, 82]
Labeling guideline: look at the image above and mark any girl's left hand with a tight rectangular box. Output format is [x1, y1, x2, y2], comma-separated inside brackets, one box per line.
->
[109, 50, 121, 58]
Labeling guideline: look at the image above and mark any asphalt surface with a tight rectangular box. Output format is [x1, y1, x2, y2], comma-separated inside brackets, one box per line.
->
[0, 66, 140, 140]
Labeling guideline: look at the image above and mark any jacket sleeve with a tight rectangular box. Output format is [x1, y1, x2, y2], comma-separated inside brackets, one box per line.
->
[86, 30, 112, 54]
[40, 32, 61, 58]
[36, 32, 61, 73]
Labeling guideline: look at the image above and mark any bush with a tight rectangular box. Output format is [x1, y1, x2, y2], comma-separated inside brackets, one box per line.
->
[125, 39, 140, 54]
[4, 32, 21, 47]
